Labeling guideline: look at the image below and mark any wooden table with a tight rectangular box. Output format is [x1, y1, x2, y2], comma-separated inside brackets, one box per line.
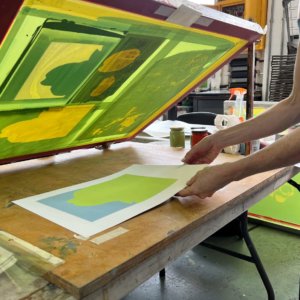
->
[0, 142, 298, 299]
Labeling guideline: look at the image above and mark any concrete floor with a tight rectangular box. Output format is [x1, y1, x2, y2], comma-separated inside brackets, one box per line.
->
[123, 224, 300, 300]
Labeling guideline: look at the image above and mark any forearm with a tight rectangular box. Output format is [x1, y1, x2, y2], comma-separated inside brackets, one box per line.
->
[179, 127, 300, 198]
[213, 96, 300, 149]
[214, 45, 300, 149]
[227, 127, 300, 181]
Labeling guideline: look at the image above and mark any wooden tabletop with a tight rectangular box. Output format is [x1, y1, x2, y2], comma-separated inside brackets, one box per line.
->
[0, 142, 298, 299]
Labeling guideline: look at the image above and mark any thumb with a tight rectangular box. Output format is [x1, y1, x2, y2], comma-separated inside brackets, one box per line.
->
[182, 152, 197, 164]
[187, 175, 196, 186]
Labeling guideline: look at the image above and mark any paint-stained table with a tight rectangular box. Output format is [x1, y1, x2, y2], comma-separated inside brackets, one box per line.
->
[0, 141, 299, 299]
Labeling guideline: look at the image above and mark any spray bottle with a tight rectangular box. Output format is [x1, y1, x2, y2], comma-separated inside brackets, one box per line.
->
[229, 88, 247, 121]
[228, 88, 260, 153]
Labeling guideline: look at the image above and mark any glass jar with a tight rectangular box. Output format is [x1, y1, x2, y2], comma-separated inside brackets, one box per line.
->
[170, 127, 185, 148]
[190, 128, 209, 147]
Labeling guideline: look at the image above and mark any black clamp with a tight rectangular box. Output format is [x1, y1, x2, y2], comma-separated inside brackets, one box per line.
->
[288, 179, 300, 192]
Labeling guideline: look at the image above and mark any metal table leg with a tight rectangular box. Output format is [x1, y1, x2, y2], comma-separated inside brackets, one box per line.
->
[201, 212, 275, 300]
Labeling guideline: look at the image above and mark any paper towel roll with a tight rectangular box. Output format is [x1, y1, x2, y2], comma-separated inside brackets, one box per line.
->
[214, 115, 241, 154]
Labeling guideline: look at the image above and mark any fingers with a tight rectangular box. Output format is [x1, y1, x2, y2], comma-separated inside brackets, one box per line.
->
[183, 138, 209, 163]
[178, 170, 204, 197]
[182, 151, 198, 164]
[177, 186, 194, 197]
[182, 155, 209, 164]
[177, 176, 197, 196]
[191, 158, 209, 164]
[177, 168, 214, 198]
[182, 147, 214, 164]
[177, 186, 211, 198]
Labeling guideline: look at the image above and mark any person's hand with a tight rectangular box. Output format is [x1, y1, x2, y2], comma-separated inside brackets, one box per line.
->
[177, 164, 233, 198]
[182, 134, 222, 164]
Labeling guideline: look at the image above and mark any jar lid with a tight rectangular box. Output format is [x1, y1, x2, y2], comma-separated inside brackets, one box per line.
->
[191, 128, 208, 133]
[170, 126, 184, 131]
[191, 127, 206, 130]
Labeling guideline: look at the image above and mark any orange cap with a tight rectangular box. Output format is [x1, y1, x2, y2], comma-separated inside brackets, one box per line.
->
[229, 88, 247, 99]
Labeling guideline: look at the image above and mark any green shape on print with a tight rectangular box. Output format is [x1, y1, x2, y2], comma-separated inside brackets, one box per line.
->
[68, 174, 176, 206]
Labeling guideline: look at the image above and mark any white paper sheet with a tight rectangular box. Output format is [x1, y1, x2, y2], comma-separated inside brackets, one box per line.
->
[143, 120, 215, 138]
[14, 164, 205, 238]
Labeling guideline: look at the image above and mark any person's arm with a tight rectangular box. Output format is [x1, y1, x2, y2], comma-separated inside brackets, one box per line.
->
[178, 126, 300, 198]
[183, 46, 300, 165]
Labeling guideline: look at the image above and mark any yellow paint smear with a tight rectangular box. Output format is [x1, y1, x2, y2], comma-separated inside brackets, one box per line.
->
[90, 76, 115, 97]
[99, 49, 140, 73]
[0, 105, 94, 143]
[119, 113, 142, 130]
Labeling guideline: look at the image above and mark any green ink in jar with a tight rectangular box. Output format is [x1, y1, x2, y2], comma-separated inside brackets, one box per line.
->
[170, 126, 185, 148]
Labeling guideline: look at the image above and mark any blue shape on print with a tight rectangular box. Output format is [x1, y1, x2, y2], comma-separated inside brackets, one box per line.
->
[39, 191, 133, 221]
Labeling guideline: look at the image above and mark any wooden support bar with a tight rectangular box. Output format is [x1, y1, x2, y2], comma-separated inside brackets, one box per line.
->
[246, 42, 255, 155]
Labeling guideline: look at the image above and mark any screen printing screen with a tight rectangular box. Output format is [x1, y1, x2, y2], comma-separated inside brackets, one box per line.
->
[0, 0, 254, 163]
